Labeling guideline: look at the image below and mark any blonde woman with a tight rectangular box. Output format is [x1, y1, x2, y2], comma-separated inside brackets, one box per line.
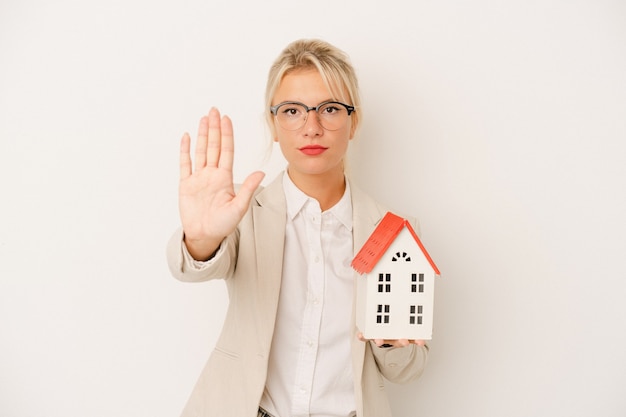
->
[167, 39, 428, 417]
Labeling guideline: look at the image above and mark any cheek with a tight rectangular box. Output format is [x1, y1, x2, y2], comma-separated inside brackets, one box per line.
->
[274, 130, 290, 146]
[276, 137, 293, 158]
[338, 127, 353, 147]
[333, 136, 351, 159]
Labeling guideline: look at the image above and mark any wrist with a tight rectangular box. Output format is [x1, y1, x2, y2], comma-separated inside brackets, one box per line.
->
[183, 234, 223, 261]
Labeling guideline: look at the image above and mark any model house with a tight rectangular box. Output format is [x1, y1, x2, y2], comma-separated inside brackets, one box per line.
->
[352, 212, 441, 340]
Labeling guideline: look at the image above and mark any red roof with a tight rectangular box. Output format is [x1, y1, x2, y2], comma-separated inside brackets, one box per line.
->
[351, 212, 441, 276]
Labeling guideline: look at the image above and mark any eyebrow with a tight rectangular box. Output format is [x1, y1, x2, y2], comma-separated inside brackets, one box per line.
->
[272, 99, 340, 106]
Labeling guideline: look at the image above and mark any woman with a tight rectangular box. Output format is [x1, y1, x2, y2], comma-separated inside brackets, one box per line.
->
[167, 39, 428, 417]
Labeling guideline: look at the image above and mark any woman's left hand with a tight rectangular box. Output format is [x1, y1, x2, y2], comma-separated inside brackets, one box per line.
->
[357, 332, 426, 348]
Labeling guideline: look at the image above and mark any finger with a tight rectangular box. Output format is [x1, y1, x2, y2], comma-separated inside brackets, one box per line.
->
[232, 171, 265, 213]
[411, 339, 426, 347]
[194, 115, 209, 169]
[218, 115, 234, 170]
[180, 133, 192, 180]
[206, 108, 222, 168]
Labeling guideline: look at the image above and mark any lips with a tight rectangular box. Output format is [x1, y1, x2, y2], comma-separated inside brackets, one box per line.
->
[299, 145, 328, 156]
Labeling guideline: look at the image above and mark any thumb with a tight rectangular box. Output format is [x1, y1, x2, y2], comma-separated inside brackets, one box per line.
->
[232, 171, 265, 212]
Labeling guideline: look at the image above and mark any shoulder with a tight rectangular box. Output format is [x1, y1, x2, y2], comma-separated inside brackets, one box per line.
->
[349, 178, 419, 232]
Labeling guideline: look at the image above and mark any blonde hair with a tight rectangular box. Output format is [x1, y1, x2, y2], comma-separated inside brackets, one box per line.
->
[264, 39, 361, 138]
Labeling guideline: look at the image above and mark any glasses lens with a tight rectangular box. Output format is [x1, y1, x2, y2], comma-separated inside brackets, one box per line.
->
[317, 102, 348, 131]
[275, 103, 307, 131]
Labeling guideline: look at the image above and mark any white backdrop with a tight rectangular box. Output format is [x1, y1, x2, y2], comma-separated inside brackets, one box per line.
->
[1, 1, 625, 416]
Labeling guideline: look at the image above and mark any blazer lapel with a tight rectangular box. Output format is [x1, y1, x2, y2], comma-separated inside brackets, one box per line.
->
[351, 179, 385, 261]
[349, 180, 385, 389]
[252, 173, 287, 352]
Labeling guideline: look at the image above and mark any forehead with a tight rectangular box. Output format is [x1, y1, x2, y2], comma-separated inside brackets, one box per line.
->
[273, 69, 335, 105]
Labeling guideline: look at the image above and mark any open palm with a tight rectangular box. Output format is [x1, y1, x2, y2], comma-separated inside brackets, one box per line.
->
[179, 108, 264, 260]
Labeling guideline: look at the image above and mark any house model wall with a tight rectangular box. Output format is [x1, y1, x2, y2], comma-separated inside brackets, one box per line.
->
[352, 212, 441, 340]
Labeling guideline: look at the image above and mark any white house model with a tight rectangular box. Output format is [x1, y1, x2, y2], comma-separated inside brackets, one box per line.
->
[352, 212, 441, 340]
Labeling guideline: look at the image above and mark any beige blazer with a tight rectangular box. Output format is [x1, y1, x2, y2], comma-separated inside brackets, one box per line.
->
[167, 173, 428, 417]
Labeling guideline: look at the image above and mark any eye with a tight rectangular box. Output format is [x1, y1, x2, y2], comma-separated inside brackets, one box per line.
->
[320, 103, 343, 115]
[279, 104, 304, 117]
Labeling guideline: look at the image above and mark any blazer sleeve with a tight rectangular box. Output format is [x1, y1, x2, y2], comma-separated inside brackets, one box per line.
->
[369, 342, 429, 384]
[166, 226, 239, 282]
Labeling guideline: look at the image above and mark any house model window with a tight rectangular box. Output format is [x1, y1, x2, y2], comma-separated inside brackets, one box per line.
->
[376, 304, 391, 323]
[378, 273, 391, 293]
[412, 273, 425, 293]
[409, 305, 423, 325]
[352, 212, 441, 340]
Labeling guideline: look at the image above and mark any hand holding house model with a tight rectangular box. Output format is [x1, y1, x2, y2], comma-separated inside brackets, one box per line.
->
[352, 212, 441, 341]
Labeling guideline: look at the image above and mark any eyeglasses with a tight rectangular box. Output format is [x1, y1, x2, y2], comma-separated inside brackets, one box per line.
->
[269, 100, 355, 131]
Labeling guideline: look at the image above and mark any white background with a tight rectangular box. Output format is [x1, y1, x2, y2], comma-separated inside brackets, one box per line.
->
[1, 1, 625, 416]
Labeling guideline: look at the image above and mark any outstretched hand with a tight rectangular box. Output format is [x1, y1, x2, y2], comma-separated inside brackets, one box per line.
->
[357, 332, 426, 348]
[179, 108, 265, 260]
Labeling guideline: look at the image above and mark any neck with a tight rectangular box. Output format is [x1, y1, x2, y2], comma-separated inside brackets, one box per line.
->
[287, 167, 346, 211]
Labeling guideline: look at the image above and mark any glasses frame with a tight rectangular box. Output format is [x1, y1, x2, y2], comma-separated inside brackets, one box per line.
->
[269, 100, 355, 131]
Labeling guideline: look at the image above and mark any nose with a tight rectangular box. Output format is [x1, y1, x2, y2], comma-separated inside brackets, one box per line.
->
[303, 109, 323, 135]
